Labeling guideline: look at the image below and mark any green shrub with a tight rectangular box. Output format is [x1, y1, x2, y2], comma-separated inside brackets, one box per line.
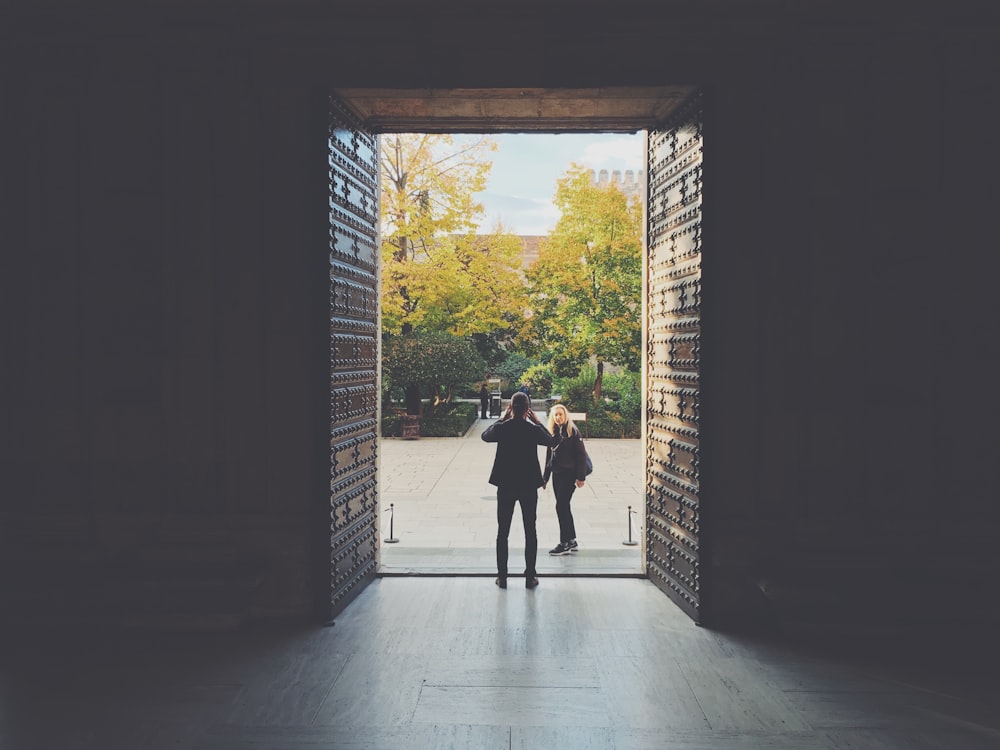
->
[557, 370, 598, 411]
[381, 413, 402, 437]
[551, 367, 641, 438]
[602, 370, 642, 421]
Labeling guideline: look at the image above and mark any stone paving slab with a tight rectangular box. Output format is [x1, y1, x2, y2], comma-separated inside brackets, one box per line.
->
[378, 414, 645, 575]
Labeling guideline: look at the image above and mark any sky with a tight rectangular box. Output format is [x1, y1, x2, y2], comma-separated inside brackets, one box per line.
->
[464, 133, 644, 236]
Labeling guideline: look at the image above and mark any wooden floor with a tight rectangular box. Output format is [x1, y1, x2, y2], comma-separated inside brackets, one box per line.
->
[2, 577, 997, 749]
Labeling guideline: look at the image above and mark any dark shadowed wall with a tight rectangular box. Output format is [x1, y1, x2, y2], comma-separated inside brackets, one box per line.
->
[1, 44, 333, 623]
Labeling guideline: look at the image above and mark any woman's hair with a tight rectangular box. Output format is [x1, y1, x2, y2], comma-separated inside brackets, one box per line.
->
[546, 403, 577, 435]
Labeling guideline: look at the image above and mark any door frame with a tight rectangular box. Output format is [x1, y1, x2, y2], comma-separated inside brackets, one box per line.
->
[325, 86, 704, 623]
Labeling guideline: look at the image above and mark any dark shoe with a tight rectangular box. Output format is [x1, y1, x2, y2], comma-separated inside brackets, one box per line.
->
[495, 577, 507, 589]
[568, 539, 579, 552]
[525, 577, 539, 589]
[549, 542, 571, 556]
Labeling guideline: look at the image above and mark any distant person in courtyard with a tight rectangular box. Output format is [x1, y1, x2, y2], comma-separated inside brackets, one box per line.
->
[479, 383, 490, 419]
[481, 391, 557, 589]
[542, 403, 587, 556]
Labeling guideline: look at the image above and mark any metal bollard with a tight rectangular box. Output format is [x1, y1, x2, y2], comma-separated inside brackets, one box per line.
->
[384, 502, 399, 543]
[622, 505, 639, 546]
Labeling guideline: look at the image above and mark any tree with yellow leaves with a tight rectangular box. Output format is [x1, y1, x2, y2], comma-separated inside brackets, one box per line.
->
[522, 165, 642, 402]
[380, 134, 526, 414]
[380, 133, 524, 336]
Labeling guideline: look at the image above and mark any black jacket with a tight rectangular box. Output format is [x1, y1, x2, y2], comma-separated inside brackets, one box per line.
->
[481, 417, 556, 487]
[542, 425, 588, 483]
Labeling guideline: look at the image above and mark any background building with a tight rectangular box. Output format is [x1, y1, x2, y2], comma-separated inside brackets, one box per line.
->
[591, 168, 644, 205]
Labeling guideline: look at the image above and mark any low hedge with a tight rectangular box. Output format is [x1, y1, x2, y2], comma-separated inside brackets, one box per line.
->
[420, 403, 478, 436]
[380, 402, 478, 438]
[577, 415, 641, 439]
[558, 403, 640, 439]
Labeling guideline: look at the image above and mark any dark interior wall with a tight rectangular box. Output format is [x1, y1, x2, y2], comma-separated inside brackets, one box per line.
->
[0, 41, 332, 623]
[2, 1, 998, 630]
[701, 20, 1000, 629]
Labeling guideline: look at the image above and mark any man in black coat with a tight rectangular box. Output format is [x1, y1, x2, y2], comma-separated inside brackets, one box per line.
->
[481, 391, 557, 589]
[479, 383, 490, 419]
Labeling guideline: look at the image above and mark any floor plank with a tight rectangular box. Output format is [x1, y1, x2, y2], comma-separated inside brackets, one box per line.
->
[413, 685, 610, 727]
[423, 655, 601, 688]
[311, 653, 425, 727]
[596, 655, 711, 730]
[678, 656, 813, 732]
[227, 650, 349, 726]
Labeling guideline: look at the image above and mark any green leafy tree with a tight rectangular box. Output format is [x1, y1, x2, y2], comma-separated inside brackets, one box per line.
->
[470, 331, 510, 372]
[382, 330, 486, 415]
[523, 165, 642, 401]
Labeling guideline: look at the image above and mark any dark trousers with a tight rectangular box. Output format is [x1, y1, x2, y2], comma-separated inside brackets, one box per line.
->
[552, 471, 578, 543]
[480, 399, 488, 418]
[496, 485, 538, 578]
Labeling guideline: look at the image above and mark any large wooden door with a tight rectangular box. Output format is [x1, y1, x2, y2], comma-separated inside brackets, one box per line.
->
[325, 94, 381, 620]
[644, 90, 704, 622]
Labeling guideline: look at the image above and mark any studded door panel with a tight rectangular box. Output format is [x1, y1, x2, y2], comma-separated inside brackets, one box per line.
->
[645, 90, 703, 622]
[327, 94, 380, 619]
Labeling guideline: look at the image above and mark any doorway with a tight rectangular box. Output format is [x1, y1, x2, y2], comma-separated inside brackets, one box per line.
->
[376, 130, 646, 578]
[324, 87, 704, 623]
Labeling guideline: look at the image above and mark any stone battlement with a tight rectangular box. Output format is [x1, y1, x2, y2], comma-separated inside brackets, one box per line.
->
[591, 168, 644, 187]
[590, 169, 644, 203]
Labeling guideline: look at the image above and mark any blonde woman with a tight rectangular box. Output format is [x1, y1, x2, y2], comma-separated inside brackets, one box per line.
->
[542, 404, 587, 555]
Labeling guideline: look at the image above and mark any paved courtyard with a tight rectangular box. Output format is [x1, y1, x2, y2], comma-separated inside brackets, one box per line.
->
[377, 412, 645, 577]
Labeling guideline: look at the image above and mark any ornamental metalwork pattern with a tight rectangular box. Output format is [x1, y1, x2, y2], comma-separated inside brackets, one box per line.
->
[327, 94, 380, 619]
[645, 90, 703, 622]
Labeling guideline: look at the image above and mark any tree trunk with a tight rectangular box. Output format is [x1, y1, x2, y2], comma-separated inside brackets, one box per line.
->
[394, 230, 409, 262]
[593, 360, 604, 402]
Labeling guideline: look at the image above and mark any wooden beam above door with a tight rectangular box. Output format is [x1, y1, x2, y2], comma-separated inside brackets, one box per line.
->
[334, 86, 696, 133]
